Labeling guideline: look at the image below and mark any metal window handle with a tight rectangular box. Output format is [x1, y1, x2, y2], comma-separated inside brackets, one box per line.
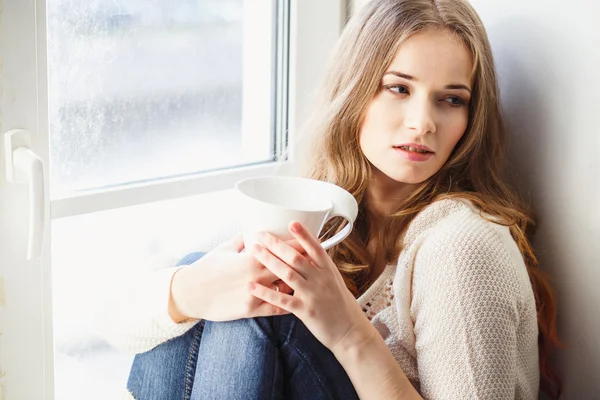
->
[4, 129, 46, 260]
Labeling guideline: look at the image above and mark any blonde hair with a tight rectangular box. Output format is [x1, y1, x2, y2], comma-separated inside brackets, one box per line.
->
[301, 0, 561, 396]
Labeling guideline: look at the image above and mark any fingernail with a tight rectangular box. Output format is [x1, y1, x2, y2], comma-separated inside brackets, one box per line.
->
[290, 222, 301, 233]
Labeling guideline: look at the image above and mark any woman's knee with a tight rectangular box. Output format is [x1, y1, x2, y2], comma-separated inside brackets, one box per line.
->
[127, 321, 205, 399]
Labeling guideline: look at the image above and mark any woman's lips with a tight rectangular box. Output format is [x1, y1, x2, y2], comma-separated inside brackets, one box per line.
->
[393, 146, 435, 162]
[395, 143, 434, 153]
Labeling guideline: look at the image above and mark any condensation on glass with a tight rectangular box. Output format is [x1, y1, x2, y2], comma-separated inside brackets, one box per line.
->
[47, 0, 272, 194]
[47, 1, 278, 398]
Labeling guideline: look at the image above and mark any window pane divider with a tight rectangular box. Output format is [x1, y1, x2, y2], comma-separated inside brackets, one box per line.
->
[50, 162, 288, 219]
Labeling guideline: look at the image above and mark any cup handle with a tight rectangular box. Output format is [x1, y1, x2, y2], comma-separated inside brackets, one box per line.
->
[318, 183, 359, 250]
[320, 215, 354, 250]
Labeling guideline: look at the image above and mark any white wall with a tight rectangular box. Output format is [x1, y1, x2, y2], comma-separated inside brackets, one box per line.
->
[350, 0, 600, 398]
[471, 1, 600, 397]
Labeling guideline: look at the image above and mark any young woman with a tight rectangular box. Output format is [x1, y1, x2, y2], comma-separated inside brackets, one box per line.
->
[111, 0, 561, 398]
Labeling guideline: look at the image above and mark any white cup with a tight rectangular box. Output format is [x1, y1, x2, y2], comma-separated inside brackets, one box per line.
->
[235, 176, 359, 250]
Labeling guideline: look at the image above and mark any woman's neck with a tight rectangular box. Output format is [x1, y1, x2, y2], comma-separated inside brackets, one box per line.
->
[362, 170, 415, 276]
[366, 169, 414, 217]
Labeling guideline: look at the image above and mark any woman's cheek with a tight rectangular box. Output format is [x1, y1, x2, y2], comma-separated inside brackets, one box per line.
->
[446, 117, 469, 148]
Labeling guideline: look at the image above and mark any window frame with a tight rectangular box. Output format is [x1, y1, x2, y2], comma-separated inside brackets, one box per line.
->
[0, 0, 346, 397]
[48, 0, 347, 220]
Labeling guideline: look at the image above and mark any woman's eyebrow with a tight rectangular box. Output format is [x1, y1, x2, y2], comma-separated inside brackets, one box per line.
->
[383, 70, 472, 94]
[383, 71, 416, 80]
[445, 84, 472, 94]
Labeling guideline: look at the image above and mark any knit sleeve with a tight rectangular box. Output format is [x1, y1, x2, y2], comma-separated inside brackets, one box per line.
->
[97, 224, 240, 355]
[410, 217, 523, 399]
[97, 265, 199, 355]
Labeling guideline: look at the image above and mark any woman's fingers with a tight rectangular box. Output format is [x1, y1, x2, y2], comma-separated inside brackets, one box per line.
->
[288, 221, 329, 269]
[273, 280, 294, 294]
[250, 298, 292, 317]
[256, 270, 295, 294]
[250, 243, 307, 291]
[216, 233, 245, 253]
[249, 282, 302, 315]
[283, 238, 308, 255]
[257, 232, 314, 276]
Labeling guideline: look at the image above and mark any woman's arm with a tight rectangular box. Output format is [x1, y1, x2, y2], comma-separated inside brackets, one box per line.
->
[332, 324, 423, 400]
[409, 219, 533, 399]
[98, 265, 200, 354]
[247, 227, 424, 400]
[332, 220, 529, 400]
[100, 231, 294, 355]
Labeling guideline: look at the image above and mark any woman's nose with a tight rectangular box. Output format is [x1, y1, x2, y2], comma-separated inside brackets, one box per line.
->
[403, 98, 436, 135]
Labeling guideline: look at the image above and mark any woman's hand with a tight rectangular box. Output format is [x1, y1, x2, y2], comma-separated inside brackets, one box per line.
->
[169, 234, 294, 323]
[248, 221, 375, 353]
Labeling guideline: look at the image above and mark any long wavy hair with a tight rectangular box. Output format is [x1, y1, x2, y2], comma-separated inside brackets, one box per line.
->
[298, 0, 561, 397]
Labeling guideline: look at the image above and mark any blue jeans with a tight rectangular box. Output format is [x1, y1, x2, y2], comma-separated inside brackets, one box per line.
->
[127, 252, 360, 400]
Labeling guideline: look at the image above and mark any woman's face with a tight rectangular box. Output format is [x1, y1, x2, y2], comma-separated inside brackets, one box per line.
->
[359, 29, 473, 187]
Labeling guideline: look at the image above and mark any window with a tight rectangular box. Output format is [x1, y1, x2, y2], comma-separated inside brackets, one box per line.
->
[0, 1, 344, 398]
[47, 0, 283, 194]
[48, 1, 286, 397]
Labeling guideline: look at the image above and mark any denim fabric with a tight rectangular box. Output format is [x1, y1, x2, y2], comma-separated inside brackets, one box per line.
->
[175, 252, 207, 267]
[127, 252, 359, 400]
[127, 321, 205, 400]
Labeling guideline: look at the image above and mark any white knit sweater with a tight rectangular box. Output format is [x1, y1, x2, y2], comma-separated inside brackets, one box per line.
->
[107, 199, 540, 399]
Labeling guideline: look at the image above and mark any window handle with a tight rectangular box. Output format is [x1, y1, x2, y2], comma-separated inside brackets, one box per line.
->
[4, 129, 46, 260]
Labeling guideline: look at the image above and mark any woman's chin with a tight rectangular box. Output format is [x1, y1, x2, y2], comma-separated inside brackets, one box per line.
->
[385, 171, 431, 186]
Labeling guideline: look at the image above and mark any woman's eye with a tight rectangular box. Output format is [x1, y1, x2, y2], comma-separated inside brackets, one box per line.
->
[444, 96, 466, 107]
[386, 85, 409, 95]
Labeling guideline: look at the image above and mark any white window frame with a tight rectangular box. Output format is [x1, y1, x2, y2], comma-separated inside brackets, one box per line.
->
[49, 0, 347, 219]
[0, 0, 346, 398]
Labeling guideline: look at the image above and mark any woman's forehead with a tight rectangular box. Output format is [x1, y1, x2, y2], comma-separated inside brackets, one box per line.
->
[385, 29, 474, 88]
